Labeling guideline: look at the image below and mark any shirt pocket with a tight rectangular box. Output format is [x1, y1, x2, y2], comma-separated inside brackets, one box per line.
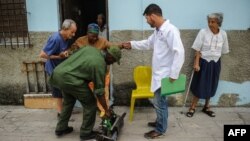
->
[158, 32, 167, 43]
[155, 33, 168, 49]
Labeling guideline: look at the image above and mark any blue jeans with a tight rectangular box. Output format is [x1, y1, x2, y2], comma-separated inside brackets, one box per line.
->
[153, 88, 168, 133]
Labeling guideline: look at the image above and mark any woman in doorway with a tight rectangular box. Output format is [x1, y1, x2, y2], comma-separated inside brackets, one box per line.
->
[186, 12, 229, 118]
[97, 13, 107, 39]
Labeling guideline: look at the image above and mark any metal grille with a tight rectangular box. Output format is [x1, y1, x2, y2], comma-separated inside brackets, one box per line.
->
[0, 0, 31, 48]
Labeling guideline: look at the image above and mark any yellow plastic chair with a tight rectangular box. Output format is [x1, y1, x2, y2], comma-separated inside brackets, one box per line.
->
[129, 66, 154, 121]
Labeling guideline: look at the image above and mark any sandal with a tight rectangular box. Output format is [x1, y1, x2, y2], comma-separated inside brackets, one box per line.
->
[186, 108, 195, 117]
[144, 130, 163, 139]
[202, 107, 215, 117]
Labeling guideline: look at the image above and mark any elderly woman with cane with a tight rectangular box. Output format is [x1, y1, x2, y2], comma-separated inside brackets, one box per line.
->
[186, 12, 229, 117]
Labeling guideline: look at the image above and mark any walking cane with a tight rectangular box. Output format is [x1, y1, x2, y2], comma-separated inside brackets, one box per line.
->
[180, 70, 194, 114]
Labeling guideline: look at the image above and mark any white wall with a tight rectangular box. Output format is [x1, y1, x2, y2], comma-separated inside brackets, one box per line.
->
[109, 0, 144, 30]
[109, 0, 250, 31]
[26, 0, 59, 31]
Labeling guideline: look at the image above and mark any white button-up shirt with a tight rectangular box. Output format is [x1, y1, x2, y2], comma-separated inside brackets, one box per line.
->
[192, 28, 229, 62]
[131, 20, 185, 92]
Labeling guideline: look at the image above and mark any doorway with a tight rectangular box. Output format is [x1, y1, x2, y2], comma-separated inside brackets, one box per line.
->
[59, 0, 107, 43]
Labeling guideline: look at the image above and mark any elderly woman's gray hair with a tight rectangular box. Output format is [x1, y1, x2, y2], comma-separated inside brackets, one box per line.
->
[207, 13, 223, 27]
[61, 19, 76, 30]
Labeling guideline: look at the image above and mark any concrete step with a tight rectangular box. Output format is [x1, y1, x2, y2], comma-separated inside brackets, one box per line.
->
[24, 93, 56, 109]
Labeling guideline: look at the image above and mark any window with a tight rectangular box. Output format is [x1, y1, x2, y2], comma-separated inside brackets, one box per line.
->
[0, 0, 30, 48]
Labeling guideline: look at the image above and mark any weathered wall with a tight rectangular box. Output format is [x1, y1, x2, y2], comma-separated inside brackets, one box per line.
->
[0, 31, 250, 107]
[0, 32, 52, 104]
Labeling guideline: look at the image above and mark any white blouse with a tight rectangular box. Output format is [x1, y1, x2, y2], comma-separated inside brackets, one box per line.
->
[131, 20, 185, 92]
[192, 28, 229, 62]
[99, 24, 107, 39]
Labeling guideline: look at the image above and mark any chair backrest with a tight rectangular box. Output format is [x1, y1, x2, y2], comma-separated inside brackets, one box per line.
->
[133, 66, 152, 89]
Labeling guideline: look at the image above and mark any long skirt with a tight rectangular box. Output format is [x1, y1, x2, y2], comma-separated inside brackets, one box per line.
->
[190, 58, 221, 99]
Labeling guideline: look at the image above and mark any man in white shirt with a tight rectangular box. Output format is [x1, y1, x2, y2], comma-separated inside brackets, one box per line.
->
[122, 3, 185, 139]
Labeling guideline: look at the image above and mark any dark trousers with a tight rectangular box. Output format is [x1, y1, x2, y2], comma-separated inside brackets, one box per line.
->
[56, 84, 97, 136]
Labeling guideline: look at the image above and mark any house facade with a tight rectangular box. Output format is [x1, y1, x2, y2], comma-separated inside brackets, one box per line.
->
[0, 0, 250, 106]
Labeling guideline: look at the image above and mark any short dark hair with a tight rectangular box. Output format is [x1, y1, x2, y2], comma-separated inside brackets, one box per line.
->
[143, 3, 162, 16]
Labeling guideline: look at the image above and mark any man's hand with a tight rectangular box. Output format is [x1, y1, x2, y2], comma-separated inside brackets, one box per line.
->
[97, 94, 110, 118]
[103, 108, 112, 119]
[59, 51, 69, 58]
[122, 42, 132, 49]
[116, 43, 124, 49]
[169, 77, 176, 83]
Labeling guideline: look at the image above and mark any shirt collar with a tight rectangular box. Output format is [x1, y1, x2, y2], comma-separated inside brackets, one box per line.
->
[208, 27, 221, 35]
[157, 20, 170, 32]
